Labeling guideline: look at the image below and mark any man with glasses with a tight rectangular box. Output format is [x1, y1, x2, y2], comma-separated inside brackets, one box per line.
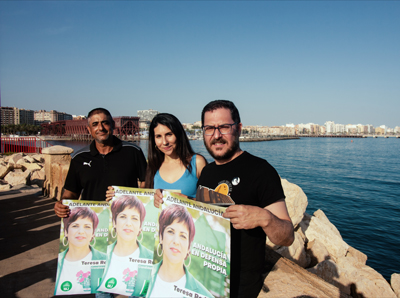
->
[198, 100, 294, 298]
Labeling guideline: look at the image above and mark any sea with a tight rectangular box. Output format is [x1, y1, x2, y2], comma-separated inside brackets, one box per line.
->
[48, 137, 400, 281]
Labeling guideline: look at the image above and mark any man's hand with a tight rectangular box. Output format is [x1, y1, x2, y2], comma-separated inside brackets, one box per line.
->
[223, 200, 294, 247]
[54, 200, 70, 218]
[106, 186, 115, 202]
[154, 189, 164, 208]
[223, 205, 270, 230]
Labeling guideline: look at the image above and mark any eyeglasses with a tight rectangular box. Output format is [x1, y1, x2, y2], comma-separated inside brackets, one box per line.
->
[202, 122, 238, 136]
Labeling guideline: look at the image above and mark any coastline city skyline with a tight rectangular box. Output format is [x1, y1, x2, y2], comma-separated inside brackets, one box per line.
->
[1, 105, 399, 136]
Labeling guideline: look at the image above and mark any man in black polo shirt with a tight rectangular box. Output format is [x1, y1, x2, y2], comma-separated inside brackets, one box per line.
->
[54, 108, 147, 218]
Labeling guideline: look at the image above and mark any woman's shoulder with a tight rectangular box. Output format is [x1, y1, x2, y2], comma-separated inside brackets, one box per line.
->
[90, 247, 107, 259]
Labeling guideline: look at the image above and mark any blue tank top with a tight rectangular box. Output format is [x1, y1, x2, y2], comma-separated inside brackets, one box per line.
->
[154, 155, 198, 198]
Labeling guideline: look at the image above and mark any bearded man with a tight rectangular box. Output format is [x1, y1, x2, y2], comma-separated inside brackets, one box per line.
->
[197, 100, 294, 298]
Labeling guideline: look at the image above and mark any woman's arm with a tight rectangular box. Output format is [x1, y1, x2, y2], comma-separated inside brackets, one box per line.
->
[195, 155, 207, 178]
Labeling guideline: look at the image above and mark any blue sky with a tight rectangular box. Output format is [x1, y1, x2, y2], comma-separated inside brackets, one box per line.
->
[1, 1, 399, 128]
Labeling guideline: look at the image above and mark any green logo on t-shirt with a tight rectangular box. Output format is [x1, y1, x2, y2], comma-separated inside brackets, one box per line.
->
[105, 278, 117, 289]
[61, 281, 72, 292]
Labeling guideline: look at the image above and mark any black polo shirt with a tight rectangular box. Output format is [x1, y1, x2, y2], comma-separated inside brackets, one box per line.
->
[63, 136, 147, 201]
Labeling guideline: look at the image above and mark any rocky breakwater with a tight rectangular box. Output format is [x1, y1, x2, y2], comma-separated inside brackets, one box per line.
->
[261, 178, 400, 298]
[0, 152, 45, 191]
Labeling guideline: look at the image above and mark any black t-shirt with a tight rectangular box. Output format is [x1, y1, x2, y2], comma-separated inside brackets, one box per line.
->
[197, 151, 285, 298]
[64, 136, 147, 201]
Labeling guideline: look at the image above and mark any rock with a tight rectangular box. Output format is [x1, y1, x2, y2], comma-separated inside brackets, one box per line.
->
[276, 231, 310, 268]
[261, 247, 351, 298]
[392, 273, 400, 298]
[31, 154, 44, 163]
[304, 210, 349, 262]
[313, 209, 341, 237]
[0, 163, 13, 179]
[306, 238, 330, 267]
[4, 170, 31, 186]
[22, 155, 36, 163]
[281, 178, 308, 228]
[7, 153, 25, 165]
[307, 256, 397, 297]
[345, 246, 367, 267]
[20, 162, 42, 172]
[0, 180, 11, 191]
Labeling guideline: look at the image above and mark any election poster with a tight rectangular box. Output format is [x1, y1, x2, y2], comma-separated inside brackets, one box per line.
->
[147, 191, 231, 298]
[96, 187, 159, 297]
[54, 200, 109, 296]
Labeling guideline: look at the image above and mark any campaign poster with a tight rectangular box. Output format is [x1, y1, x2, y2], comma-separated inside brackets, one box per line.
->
[54, 200, 109, 296]
[147, 191, 231, 298]
[96, 187, 159, 297]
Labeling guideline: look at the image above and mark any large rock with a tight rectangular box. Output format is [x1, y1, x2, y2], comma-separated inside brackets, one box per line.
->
[0, 163, 13, 179]
[4, 170, 31, 186]
[261, 247, 350, 298]
[31, 154, 44, 163]
[281, 178, 308, 228]
[392, 273, 400, 298]
[345, 246, 367, 267]
[307, 238, 330, 267]
[20, 162, 42, 172]
[276, 231, 310, 268]
[22, 155, 37, 163]
[0, 180, 11, 191]
[308, 255, 397, 297]
[303, 210, 349, 262]
[30, 168, 45, 188]
[7, 153, 25, 165]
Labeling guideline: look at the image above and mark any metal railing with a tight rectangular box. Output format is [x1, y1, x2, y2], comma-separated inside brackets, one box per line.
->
[1, 137, 53, 154]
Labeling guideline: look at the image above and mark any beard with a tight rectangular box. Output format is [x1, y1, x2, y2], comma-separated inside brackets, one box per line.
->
[205, 134, 240, 162]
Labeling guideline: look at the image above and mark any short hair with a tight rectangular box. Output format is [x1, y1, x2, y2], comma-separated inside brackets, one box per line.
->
[201, 100, 241, 127]
[87, 108, 113, 123]
[111, 195, 146, 227]
[63, 207, 99, 235]
[158, 204, 195, 250]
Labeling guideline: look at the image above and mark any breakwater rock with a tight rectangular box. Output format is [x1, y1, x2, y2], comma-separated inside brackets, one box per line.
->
[0, 152, 45, 191]
[262, 178, 399, 298]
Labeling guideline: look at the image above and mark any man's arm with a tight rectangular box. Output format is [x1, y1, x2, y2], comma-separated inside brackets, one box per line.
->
[54, 189, 80, 218]
[222, 198, 294, 246]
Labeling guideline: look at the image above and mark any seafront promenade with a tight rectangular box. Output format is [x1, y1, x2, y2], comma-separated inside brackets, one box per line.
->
[0, 187, 126, 298]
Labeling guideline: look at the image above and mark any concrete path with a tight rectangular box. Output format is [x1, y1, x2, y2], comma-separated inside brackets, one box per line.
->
[0, 187, 124, 298]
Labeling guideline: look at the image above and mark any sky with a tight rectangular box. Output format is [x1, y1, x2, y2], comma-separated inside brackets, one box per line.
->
[1, 1, 399, 128]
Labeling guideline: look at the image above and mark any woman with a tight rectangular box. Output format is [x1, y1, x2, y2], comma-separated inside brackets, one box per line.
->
[97, 195, 152, 297]
[54, 207, 106, 295]
[145, 113, 207, 197]
[146, 204, 213, 298]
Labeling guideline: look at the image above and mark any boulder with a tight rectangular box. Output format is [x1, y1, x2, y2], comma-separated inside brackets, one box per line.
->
[8, 153, 25, 165]
[392, 273, 400, 298]
[345, 246, 367, 267]
[306, 238, 330, 267]
[20, 162, 42, 172]
[0, 180, 11, 191]
[261, 247, 350, 298]
[307, 255, 397, 297]
[4, 170, 31, 186]
[0, 163, 13, 179]
[30, 168, 45, 188]
[304, 210, 349, 262]
[280, 178, 308, 228]
[276, 230, 310, 268]
[31, 154, 44, 163]
[22, 155, 36, 163]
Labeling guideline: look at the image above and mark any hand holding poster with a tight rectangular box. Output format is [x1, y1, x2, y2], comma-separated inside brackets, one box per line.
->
[96, 187, 159, 297]
[147, 191, 231, 298]
[54, 200, 109, 296]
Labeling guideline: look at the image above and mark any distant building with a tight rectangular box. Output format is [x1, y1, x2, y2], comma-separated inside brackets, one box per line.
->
[1, 107, 35, 125]
[1, 107, 16, 125]
[325, 121, 335, 134]
[137, 109, 159, 122]
[34, 110, 72, 125]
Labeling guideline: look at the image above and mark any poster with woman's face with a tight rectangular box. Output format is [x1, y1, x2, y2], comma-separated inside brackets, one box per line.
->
[96, 187, 159, 297]
[54, 200, 109, 296]
[149, 191, 231, 298]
